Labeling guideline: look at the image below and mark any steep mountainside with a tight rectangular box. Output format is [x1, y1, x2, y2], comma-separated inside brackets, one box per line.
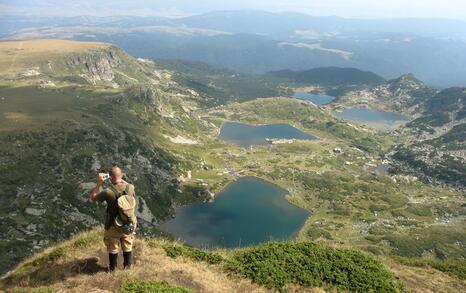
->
[390, 87, 466, 189]
[0, 40, 214, 273]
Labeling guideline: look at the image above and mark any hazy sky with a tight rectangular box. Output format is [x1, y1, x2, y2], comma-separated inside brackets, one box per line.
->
[1, 0, 466, 20]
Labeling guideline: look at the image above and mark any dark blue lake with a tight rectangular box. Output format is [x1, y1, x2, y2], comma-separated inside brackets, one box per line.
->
[335, 108, 408, 129]
[293, 92, 336, 105]
[160, 177, 310, 248]
[219, 121, 317, 147]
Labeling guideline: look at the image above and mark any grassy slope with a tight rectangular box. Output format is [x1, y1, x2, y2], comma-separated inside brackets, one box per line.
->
[1, 229, 465, 293]
[0, 39, 110, 76]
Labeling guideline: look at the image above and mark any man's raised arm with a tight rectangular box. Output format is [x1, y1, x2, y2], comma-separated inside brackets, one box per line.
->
[90, 174, 105, 202]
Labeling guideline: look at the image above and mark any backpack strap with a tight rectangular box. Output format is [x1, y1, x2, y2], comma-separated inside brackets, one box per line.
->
[109, 184, 128, 199]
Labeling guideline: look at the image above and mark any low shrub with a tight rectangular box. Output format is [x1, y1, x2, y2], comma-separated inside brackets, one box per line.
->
[119, 280, 193, 293]
[163, 244, 224, 265]
[229, 241, 404, 292]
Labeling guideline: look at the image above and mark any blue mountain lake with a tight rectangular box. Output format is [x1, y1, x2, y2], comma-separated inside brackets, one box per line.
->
[335, 108, 409, 129]
[219, 121, 317, 147]
[160, 177, 310, 248]
[293, 92, 336, 105]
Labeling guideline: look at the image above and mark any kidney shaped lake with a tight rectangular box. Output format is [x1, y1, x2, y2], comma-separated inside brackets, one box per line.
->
[219, 121, 317, 147]
[160, 177, 310, 248]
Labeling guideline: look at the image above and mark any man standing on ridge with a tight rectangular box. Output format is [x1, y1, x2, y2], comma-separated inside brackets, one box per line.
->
[90, 166, 137, 271]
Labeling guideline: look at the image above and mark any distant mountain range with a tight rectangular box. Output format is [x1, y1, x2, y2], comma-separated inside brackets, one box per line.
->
[268, 67, 385, 86]
[2, 11, 466, 87]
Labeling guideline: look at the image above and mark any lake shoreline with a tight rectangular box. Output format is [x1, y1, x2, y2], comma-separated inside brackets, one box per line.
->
[159, 176, 311, 249]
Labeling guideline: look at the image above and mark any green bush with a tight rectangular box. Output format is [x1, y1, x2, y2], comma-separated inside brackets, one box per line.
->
[163, 245, 224, 265]
[228, 241, 404, 292]
[119, 280, 193, 293]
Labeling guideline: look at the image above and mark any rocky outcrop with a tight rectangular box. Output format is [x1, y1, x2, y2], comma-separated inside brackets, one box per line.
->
[336, 73, 437, 114]
[67, 47, 121, 84]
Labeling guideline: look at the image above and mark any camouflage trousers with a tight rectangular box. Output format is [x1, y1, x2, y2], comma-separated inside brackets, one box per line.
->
[103, 225, 135, 254]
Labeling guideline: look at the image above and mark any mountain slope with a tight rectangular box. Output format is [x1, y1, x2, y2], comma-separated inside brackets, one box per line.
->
[390, 87, 466, 189]
[154, 59, 288, 107]
[0, 40, 215, 274]
[329, 73, 436, 113]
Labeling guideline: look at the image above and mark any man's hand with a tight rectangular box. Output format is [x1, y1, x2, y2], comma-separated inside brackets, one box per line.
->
[97, 173, 105, 185]
[90, 173, 105, 202]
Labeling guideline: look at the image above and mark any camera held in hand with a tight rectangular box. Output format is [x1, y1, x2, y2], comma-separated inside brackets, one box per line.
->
[99, 172, 110, 181]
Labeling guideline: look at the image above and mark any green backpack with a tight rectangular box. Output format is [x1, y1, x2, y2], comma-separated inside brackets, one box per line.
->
[109, 184, 137, 233]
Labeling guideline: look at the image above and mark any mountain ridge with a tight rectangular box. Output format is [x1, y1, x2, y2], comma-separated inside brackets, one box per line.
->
[268, 67, 386, 86]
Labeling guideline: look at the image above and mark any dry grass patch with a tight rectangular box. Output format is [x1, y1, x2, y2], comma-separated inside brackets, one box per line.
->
[1, 232, 265, 293]
[384, 258, 466, 293]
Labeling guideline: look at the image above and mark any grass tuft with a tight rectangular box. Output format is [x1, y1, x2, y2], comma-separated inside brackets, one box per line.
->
[72, 231, 101, 249]
[163, 244, 224, 265]
[119, 280, 194, 293]
[31, 248, 65, 267]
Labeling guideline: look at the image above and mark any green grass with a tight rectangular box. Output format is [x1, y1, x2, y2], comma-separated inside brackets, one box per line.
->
[394, 257, 466, 280]
[307, 226, 333, 240]
[228, 241, 404, 292]
[119, 280, 194, 293]
[383, 225, 466, 259]
[31, 248, 65, 267]
[72, 231, 101, 249]
[163, 244, 224, 265]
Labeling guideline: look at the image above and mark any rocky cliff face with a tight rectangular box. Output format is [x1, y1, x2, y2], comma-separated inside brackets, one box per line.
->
[66, 47, 121, 84]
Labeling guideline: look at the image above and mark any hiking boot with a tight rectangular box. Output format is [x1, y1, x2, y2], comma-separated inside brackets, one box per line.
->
[123, 251, 133, 269]
[108, 253, 118, 272]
